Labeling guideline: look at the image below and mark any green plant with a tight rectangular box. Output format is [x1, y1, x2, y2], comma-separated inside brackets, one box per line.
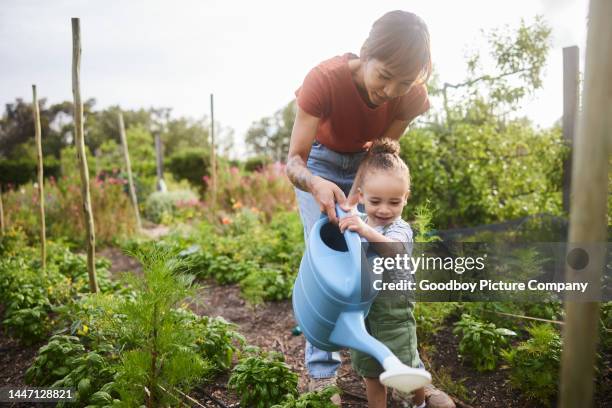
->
[187, 313, 246, 373]
[501, 323, 562, 405]
[111, 244, 213, 407]
[270, 386, 341, 408]
[166, 147, 210, 190]
[144, 189, 199, 224]
[228, 351, 299, 408]
[240, 267, 294, 304]
[414, 302, 458, 342]
[453, 313, 516, 372]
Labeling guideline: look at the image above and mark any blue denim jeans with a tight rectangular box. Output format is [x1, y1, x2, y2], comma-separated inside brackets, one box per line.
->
[295, 141, 368, 378]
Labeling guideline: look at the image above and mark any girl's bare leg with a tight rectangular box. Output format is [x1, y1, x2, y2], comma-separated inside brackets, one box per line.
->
[364, 377, 387, 408]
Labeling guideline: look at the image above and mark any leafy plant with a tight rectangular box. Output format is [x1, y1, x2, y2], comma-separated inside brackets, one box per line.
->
[271, 386, 341, 408]
[240, 267, 294, 304]
[453, 313, 516, 371]
[414, 302, 458, 342]
[501, 323, 562, 405]
[111, 244, 213, 407]
[228, 351, 299, 408]
[185, 312, 246, 373]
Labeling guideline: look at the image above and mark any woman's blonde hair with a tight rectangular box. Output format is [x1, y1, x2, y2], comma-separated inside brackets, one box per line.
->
[360, 10, 432, 85]
[355, 138, 411, 197]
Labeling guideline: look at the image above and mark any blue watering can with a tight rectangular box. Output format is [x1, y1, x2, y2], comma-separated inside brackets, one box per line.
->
[292, 205, 431, 393]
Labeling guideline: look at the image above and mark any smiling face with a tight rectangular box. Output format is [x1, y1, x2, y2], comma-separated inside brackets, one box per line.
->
[359, 170, 410, 227]
[361, 58, 419, 106]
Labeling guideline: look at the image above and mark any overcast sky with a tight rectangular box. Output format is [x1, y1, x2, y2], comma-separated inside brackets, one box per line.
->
[1, 0, 589, 157]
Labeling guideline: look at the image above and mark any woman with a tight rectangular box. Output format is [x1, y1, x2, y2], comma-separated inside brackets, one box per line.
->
[286, 10, 455, 408]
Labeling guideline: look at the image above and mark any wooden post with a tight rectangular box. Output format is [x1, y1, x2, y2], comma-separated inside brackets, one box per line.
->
[154, 132, 165, 191]
[562, 46, 579, 214]
[71, 18, 98, 294]
[559, 0, 611, 406]
[32, 85, 46, 273]
[118, 111, 142, 231]
[0, 185, 4, 237]
[209, 93, 217, 208]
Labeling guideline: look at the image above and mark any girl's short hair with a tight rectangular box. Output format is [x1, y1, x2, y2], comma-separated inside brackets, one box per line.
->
[360, 10, 432, 85]
[356, 138, 411, 197]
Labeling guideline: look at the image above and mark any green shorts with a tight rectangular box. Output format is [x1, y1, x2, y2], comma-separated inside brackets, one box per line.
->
[350, 293, 421, 378]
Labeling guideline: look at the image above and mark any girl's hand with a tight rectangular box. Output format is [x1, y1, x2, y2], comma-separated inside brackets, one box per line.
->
[311, 176, 346, 224]
[338, 214, 369, 235]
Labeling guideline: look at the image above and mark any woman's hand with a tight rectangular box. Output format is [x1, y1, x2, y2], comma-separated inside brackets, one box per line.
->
[311, 176, 346, 224]
[338, 214, 369, 235]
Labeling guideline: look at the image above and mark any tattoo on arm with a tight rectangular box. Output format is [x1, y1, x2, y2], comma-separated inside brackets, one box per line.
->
[286, 155, 314, 192]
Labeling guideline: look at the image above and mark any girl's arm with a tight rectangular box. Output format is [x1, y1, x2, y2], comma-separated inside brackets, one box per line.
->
[286, 105, 347, 224]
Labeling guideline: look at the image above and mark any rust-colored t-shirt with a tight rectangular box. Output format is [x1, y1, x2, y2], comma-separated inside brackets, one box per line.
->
[295, 53, 430, 153]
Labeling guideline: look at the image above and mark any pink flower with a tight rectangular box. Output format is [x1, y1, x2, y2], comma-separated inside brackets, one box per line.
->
[230, 166, 239, 175]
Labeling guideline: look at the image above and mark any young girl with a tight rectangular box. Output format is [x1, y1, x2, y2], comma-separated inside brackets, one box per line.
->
[287, 10, 453, 407]
[338, 138, 430, 408]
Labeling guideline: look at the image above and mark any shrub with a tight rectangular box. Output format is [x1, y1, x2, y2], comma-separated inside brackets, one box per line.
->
[2, 173, 136, 246]
[0, 157, 61, 188]
[501, 324, 562, 405]
[244, 156, 272, 172]
[228, 351, 299, 408]
[453, 313, 516, 372]
[166, 147, 210, 190]
[112, 244, 213, 407]
[143, 189, 199, 224]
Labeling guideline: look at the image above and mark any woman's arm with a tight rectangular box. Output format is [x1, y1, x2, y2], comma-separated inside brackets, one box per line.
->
[286, 105, 346, 223]
[286, 106, 320, 192]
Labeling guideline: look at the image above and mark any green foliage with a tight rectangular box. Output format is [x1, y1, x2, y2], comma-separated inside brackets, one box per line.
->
[0, 241, 115, 344]
[409, 201, 441, 243]
[453, 313, 516, 372]
[244, 155, 272, 172]
[112, 244, 213, 407]
[228, 351, 299, 408]
[245, 101, 295, 162]
[240, 267, 294, 304]
[501, 324, 562, 405]
[271, 386, 341, 408]
[401, 122, 566, 228]
[0, 157, 61, 188]
[414, 302, 458, 342]
[144, 189, 199, 224]
[187, 313, 246, 373]
[166, 147, 210, 189]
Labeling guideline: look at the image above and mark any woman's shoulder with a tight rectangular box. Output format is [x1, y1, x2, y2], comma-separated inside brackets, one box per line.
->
[309, 53, 356, 79]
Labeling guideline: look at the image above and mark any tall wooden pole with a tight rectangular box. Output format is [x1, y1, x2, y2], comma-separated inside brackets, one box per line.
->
[0, 185, 5, 237]
[209, 94, 217, 208]
[71, 18, 98, 293]
[559, 0, 611, 406]
[32, 85, 46, 274]
[118, 111, 142, 231]
[562, 46, 579, 214]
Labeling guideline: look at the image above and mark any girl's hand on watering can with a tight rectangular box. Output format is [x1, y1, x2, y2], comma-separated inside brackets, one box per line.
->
[339, 214, 369, 235]
[311, 176, 346, 224]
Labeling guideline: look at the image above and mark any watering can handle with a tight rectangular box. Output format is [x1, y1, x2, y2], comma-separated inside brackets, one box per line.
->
[335, 204, 363, 265]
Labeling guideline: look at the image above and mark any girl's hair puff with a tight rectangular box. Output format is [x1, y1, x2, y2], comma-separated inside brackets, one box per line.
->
[355, 138, 411, 197]
[360, 10, 432, 85]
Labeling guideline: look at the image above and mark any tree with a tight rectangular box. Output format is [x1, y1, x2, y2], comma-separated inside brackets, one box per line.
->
[245, 100, 296, 162]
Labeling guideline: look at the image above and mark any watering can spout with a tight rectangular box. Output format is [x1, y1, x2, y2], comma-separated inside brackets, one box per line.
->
[329, 311, 431, 393]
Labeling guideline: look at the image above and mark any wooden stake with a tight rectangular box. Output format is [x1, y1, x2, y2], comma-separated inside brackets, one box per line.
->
[559, 0, 611, 406]
[32, 85, 46, 274]
[562, 46, 579, 214]
[71, 18, 98, 293]
[209, 94, 216, 208]
[0, 185, 5, 237]
[118, 111, 142, 231]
